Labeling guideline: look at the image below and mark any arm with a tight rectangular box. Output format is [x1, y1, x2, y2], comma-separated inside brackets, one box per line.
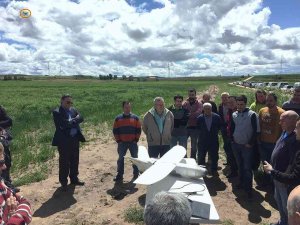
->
[248, 113, 258, 146]
[53, 110, 73, 130]
[230, 115, 235, 142]
[6, 195, 32, 225]
[72, 109, 84, 124]
[142, 114, 148, 135]
[135, 118, 142, 142]
[112, 118, 120, 143]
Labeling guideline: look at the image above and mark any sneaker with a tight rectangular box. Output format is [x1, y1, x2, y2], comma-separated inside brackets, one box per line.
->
[113, 175, 123, 182]
[70, 180, 85, 186]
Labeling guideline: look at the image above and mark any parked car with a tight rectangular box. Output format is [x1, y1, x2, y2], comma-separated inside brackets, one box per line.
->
[281, 85, 294, 92]
[267, 82, 279, 89]
[294, 82, 300, 88]
[277, 82, 289, 89]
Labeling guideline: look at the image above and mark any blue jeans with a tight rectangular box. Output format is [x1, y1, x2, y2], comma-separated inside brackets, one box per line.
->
[259, 142, 275, 163]
[170, 136, 188, 149]
[148, 145, 170, 158]
[187, 128, 199, 160]
[274, 180, 288, 225]
[232, 143, 253, 192]
[117, 142, 139, 177]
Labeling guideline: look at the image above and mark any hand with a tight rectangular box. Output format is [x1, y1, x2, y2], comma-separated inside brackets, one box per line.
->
[263, 161, 273, 174]
[7, 195, 18, 215]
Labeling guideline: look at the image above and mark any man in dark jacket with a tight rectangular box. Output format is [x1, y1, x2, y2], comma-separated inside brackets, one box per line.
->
[263, 111, 299, 225]
[52, 94, 86, 191]
[168, 95, 189, 150]
[197, 103, 221, 175]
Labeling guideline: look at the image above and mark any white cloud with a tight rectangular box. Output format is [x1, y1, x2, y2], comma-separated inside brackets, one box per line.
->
[0, 0, 299, 76]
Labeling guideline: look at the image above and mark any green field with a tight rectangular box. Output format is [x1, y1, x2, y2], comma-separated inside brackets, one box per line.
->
[0, 77, 294, 185]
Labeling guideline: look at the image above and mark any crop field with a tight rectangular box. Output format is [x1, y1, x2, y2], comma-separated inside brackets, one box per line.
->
[0, 76, 294, 185]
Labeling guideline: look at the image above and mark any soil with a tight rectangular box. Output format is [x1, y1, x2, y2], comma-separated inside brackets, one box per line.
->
[19, 86, 279, 225]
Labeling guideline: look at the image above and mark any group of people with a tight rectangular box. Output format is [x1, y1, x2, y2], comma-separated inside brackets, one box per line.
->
[112, 86, 300, 225]
[0, 106, 32, 224]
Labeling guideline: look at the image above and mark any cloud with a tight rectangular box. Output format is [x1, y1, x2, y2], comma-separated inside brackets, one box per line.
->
[0, 0, 299, 76]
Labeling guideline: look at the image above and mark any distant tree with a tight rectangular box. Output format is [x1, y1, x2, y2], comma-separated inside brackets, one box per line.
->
[128, 75, 134, 81]
[122, 75, 127, 80]
[137, 77, 141, 82]
[13, 75, 18, 80]
[109, 74, 113, 80]
[113, 75, 118, 80]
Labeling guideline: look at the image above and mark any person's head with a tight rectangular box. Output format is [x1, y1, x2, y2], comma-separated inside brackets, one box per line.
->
[202, 93, 211, 102]
[154, 97, 165, 114]
[122, 101, 131, 115]
[287, 185, 300, 225]
[0, 143, 6, 174]
[279, 110, 299, 133]
[221, 92, 229, 105]
[203, 102, 212, 116]
[61, 94, 73, 110]
[236, 95, 247, 112]
[0, 105, 7, 117]
[144, 191, 192, 225]
[188, 88, 196, 101]
[173, 95, 184, 109]
[255, 89, 267, 104]
[296, 120, 300, 141]
[292, 87, 300, 104]
[228, 96, 237, 110]
[266, 93, 278, 109]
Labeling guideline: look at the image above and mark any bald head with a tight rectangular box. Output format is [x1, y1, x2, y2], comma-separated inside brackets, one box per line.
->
[280, 110, 299, 133]
[288, 186, 300, 225]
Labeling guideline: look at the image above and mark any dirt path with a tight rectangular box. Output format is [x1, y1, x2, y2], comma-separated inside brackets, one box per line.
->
[18, 86, 279, 225]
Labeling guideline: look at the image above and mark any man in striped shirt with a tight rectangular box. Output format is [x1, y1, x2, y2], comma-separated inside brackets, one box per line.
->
[113, 101, 142, 182]
[0, 142, 32, 224]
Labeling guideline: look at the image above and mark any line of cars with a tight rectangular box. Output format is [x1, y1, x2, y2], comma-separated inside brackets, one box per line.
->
[233, 81, 300, 93]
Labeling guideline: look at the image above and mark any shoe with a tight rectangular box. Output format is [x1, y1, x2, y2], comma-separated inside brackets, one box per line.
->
[71, 180, 85, 186]
[61, 185, 68, 192]
[226, 172, 238, 178]
[113, 175, 123, 182]
[223, 162, 228, 166]
[133, 174, 139, 180]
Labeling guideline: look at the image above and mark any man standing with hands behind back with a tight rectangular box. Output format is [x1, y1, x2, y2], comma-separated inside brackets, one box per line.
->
[52, 94, 86, 192]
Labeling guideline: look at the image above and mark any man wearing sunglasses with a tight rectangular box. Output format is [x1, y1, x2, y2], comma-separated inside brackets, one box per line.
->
[52, 94, 86, 192]
[0, 143, 32, 224]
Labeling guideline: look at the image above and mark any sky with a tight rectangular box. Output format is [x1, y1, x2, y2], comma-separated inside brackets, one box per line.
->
[0, 0, 300, 77]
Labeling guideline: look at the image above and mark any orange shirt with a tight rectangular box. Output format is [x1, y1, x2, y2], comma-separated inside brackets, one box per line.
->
[259, 106, 285, 143]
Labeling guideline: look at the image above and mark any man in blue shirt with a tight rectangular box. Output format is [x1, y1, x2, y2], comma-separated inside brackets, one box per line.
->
[52, 94, 86, 191]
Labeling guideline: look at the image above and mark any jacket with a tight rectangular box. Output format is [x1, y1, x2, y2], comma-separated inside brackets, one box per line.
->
[142, 108, 174, 146]
[197, 113, 221, 148]
[183, 99, 202, 128]
[168, 105, 189, 136]
[52, 106, 85, 146]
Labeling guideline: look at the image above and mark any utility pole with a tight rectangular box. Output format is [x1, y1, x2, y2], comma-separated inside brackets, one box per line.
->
[280, 55, 283, 74]
[167, 62, 171, 78]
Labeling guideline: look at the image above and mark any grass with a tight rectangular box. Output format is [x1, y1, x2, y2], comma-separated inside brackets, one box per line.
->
[124, 205, 144, 224]
[222, 219, 235, 225]
[0, 77, 293, 185]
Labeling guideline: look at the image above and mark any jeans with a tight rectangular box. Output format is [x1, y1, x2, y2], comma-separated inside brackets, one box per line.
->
[148, 145, 170, 158]
[187, 128, 199, 160]
[259, 142, 275, 163]
[221, 128, 238, 172]
[232, 143, 253, 192]
[170, 136, 188, 149]
[273, 180, 288, 225]
[117, 142, 139, 177]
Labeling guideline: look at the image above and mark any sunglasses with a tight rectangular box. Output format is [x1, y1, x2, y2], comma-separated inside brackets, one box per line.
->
[0, 160, 5, 166]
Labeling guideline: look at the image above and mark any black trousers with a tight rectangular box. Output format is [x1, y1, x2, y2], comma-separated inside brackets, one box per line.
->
[2, 146, 12, 183]
[57, 138, 80, 186]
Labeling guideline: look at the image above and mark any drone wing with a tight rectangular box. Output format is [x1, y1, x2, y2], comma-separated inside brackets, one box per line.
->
[134, 145, 186, 185]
